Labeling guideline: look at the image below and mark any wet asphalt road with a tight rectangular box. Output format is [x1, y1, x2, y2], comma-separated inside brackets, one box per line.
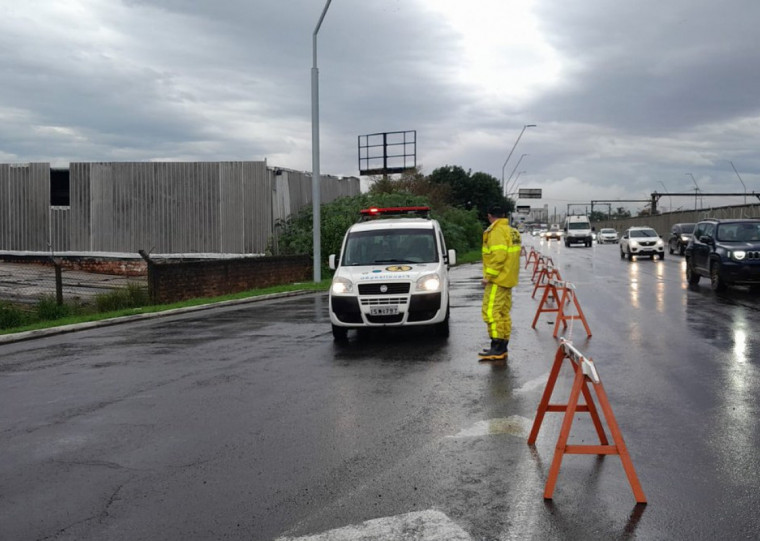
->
[1, 237, 759, 540]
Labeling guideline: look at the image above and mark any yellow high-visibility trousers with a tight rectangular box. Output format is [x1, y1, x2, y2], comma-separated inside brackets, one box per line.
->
[482, 283, 512, 340]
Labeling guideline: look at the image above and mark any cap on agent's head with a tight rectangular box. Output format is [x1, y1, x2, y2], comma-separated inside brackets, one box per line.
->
[487, 204, 506, 218]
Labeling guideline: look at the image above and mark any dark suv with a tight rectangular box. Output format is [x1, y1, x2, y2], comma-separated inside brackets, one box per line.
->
[684, 218, 760, 291]
[668, 222, 695, 255]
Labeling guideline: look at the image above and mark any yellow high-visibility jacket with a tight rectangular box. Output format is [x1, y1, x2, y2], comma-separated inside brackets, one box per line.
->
[482, 218, 521, 288]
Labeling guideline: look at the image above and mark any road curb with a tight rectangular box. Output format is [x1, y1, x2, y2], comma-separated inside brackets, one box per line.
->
[0, 290, 324, 345]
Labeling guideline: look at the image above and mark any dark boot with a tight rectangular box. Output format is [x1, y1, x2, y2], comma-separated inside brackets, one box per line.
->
[479, 339, 498, 356]
[478, 339, 508, 360]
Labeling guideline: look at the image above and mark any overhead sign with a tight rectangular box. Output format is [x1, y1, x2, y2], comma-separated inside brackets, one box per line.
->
[519, 188, 542, 199]
[516, 205, 531, 214]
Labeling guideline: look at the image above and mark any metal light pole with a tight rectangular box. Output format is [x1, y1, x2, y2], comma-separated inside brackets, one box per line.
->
[658, 181, 672, 212]
[501, 124, 536, 193]
[508, 171, 527, 197]
[729, 161, 747, 205]
[505, 154, 528, 195]
[311, 0, 332, 282]
[686, 173, 700, 210]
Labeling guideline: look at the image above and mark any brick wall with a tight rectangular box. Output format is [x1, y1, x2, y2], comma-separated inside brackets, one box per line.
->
[0, 254, 147, 276]
[146, 255, 312, 304]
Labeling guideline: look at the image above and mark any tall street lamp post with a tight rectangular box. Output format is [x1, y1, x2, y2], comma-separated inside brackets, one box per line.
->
[311, 0, 332, 282]
[729, 161, 747, 205]
[686, 173, 700, 210]
[501, 124, 536, 194]
[658, 181, 672, 212]
[505, 154, 528, 195]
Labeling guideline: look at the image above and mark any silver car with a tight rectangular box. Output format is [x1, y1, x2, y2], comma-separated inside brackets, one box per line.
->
[597, 228, 619, 244]
[620, 226, 665, 260]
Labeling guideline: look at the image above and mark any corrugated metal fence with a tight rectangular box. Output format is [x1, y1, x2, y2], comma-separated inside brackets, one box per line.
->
[0, 161, 359, 255]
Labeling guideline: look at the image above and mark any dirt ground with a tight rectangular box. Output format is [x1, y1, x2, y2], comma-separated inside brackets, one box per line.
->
[0, 262, 147, 305]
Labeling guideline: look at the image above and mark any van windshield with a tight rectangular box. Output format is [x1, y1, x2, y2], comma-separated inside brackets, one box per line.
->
[568, 222, 590, 230]
[342, 229, 438, 265]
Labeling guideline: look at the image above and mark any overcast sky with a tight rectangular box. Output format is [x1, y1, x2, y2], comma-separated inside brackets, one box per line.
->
[2, 0, 760, 214]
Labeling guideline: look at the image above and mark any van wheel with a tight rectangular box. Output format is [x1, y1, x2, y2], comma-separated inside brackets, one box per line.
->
[332, 324, 348, 341]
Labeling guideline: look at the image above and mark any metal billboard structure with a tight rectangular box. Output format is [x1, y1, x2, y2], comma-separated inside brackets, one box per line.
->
[358, 130, 417, 176]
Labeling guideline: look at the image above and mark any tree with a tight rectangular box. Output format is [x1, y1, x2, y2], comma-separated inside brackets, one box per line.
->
[429, 166, 507, 225]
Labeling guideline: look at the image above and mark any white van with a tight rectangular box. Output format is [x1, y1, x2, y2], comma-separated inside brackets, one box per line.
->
[328, 206, 456, 340]
[563, 215, 593, 247]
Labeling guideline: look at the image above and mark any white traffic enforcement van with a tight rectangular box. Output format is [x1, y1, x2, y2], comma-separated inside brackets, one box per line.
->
[328, 206, 456, 340]
[563, 215, 593, 247]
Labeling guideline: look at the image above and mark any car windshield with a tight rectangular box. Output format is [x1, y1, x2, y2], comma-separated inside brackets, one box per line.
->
[601, 229, 616, 234]
[342, 228, 437, 265]
[716, 222, 760, 242]
[630, 229, 658, 238]
[680, 224, 695, 234]
[568, 222, 589, 230]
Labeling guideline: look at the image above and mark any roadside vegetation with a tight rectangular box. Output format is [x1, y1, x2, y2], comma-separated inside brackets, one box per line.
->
[276, 165, 505, 273]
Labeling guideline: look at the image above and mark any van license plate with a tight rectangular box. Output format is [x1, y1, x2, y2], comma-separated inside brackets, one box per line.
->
[370, 305, 399, 316]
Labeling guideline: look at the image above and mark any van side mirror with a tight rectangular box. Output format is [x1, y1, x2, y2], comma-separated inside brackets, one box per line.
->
[329, 254, 337, 270]
[446, 249, 457, 267]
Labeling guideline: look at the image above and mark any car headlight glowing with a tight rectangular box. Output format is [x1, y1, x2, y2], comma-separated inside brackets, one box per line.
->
[732, 250, 746, 261]
[416, 273, 441, 292]
[331, 277, 353, 294]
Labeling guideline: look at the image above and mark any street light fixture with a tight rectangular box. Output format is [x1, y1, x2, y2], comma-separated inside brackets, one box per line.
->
[501, 124, 536, 193]
[311, 0, 332, 282]
[506, 154, 528, 195]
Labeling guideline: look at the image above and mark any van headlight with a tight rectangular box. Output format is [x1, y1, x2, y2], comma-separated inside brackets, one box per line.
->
[732, 250, 747, 261]
[416, 273, 441, 292]
[331, 277, 353, 294]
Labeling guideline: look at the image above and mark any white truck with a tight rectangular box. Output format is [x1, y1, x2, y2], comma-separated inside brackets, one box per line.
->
[328, 206, 456, 340]
[563, 215, 594, 247]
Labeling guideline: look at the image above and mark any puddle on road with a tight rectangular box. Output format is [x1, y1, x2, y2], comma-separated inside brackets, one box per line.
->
[448, 415, 532, 439]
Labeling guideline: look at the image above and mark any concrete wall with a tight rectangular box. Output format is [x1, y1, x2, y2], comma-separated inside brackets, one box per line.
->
[593, 203, 760, 234]
[1, 161, 360, 255]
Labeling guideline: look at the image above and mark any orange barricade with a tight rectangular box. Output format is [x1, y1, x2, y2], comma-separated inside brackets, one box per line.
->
[528, 339, 647, 503]
[531, 265, 563, 298]
[531, 256, 547, 282]
[525, 248, 538, 269]
[531, 279, 592, 338]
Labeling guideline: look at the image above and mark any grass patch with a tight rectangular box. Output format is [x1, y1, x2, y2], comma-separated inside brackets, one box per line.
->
[0, 280, 331, 336]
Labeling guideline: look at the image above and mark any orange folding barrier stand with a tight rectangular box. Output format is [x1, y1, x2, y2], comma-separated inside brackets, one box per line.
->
[531, 279, 592, 338]
[531, 264, 563, 299]
[528, 340, 647, 503]
[525, 248, 538, 269]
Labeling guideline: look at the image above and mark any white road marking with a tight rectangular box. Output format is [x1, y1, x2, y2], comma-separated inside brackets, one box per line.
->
[275, 509, 472, 541]
[447, 415, 533, 439]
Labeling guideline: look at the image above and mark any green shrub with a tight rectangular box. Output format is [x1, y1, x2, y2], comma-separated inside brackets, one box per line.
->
[0, 302, 30, 330]
[95, 283, 149, 313]
[36, 295, 72, 321]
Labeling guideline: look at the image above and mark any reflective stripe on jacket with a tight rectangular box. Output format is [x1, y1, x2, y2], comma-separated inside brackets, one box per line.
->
[482, 218, 521, 288]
